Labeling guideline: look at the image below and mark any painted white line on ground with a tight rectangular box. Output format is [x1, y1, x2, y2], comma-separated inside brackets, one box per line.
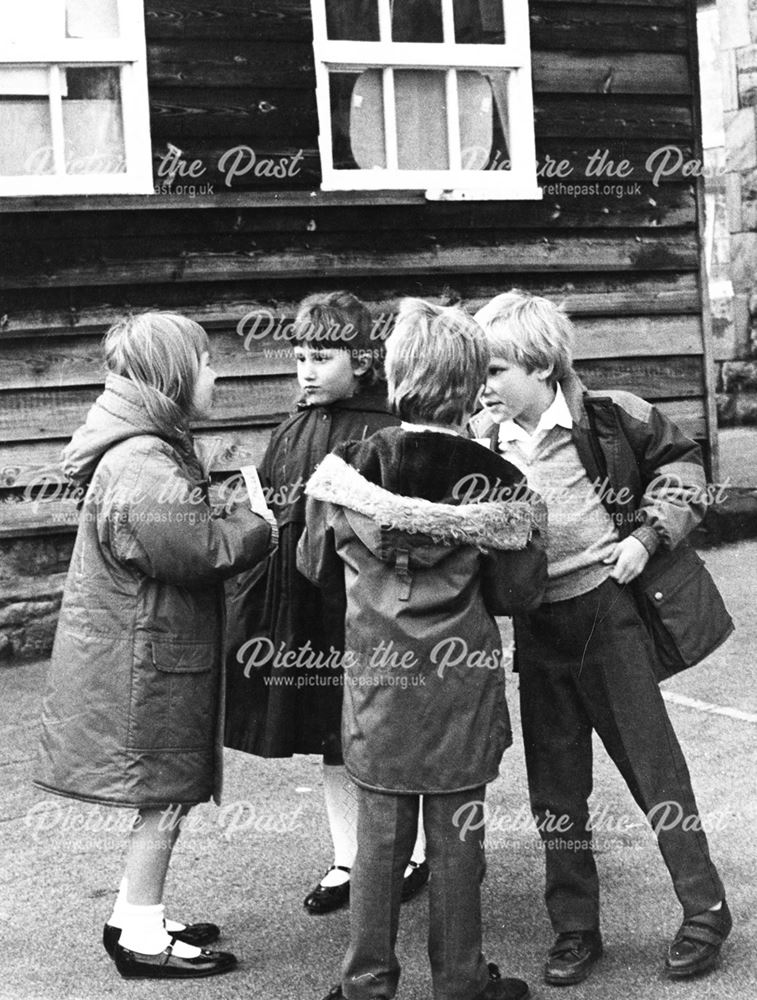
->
[662, 690, 757, 723]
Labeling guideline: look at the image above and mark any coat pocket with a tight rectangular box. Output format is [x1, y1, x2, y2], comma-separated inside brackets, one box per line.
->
[633, 543, 734, 681]
[127, 639, 217, 750]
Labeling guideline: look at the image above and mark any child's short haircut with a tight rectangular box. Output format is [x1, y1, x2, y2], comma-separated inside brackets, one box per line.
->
[385, 298, 490, 425]
[103, 311, 209, 432]
[474, 290, 575, 384]
[290, 290, 383, 385]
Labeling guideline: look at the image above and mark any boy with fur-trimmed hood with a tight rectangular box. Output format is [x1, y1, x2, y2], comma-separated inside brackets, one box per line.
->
[298, 299, 547, 1000]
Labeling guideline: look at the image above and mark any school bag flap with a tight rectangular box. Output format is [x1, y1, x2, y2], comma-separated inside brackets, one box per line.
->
[633, 542, 734, 682]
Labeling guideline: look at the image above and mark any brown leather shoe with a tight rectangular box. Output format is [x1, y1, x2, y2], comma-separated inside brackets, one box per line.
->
[664, 899, 732, 978]
[544, 930, 602, 986]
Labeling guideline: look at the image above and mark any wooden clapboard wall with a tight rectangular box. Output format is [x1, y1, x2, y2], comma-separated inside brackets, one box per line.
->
[0, 0, 714, 539]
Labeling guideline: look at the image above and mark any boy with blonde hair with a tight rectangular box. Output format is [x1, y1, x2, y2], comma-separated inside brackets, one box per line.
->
[473, 290, 731, 986]
[299, 298, 547, 1000]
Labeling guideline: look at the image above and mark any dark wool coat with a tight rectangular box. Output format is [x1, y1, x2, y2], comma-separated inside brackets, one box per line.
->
[224, 386, 399, 758]
[296, 428, 547, 794]
[35, 374, 273, 808]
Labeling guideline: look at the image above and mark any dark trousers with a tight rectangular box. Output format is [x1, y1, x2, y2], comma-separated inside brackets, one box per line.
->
[342, 785, 488, 1000]
[515, 577, 724, 933]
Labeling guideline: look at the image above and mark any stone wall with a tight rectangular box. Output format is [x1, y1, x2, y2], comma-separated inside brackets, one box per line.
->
[713, 0, 757, 424]
[0, 535, 72, 662]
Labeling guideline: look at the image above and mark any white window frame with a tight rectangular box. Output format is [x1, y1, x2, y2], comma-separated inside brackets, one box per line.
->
[0, 0, 153, 196]
[310, 0, 541, 200]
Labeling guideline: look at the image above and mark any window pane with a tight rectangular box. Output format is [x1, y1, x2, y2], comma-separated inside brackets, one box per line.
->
[392, 1, 443, 42]
[0, 3, 66, 40]
[344, 67, 510, 174]
[325, 0, 379, 40]
[462, 70, 510, 170]
[62, 67, 126, 174]
[393, 70, 448, 169]
[0, 98, 53, 175]
[330, 70, 383, 169]
[349, 69, 451, 171]
[454, 0, 505, 44]
[66, 0, 120, 38]
[0, 67, 49, 96]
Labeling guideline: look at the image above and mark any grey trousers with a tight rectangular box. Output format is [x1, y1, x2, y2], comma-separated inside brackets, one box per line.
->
[516, 577, 725, 932]
[342, 784, 489, 1000]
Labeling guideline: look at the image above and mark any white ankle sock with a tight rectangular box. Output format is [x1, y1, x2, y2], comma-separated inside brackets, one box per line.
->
[118, 902, 172, 955]
[118, 902, 203, 959]
[322, 764, 357, 884]
[109, 878, 189, 938]
[107, 876, 130, 929]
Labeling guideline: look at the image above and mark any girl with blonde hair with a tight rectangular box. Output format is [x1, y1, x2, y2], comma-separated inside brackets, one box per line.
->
[36, 312, 276, 980]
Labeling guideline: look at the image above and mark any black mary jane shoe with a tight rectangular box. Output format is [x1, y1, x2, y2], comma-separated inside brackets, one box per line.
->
[544, 929, 603, 986]
[473, 962, 530, 1000]
[401, 860, 430, 902]
[102, 921, 221, 959]
[304, 865, 351, 915]
[114, 941, 237, 979]
[664, 899, 732, 978]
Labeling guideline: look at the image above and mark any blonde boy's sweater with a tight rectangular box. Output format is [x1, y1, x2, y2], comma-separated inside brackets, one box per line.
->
[497, 421, 619, 604]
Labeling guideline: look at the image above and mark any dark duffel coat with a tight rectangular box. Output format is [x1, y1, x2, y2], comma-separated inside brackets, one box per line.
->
[35, 374, 273, 808]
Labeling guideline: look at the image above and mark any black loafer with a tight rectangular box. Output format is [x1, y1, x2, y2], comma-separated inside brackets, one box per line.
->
[402, 860, 430, 902]
[304, 865, 351, 915]
[473, 962, 530, 1000]
[544, 929, 602, 986]
[664, 899, 732, 978]
[114, 941, 237, 979]
[102, 921, 220, 959]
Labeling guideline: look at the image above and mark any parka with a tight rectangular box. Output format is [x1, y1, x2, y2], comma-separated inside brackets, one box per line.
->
[35, 373, 274, 808]
[224, 385, 399, 758]
[296, 427, 547, 794]
[472, 371, 733, 679]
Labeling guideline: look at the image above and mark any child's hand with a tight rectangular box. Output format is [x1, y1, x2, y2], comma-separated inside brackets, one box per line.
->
[603, 536, 650, 584]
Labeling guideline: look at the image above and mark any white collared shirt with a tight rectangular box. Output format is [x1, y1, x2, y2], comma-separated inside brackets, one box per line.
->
[497, 384, 572, 461]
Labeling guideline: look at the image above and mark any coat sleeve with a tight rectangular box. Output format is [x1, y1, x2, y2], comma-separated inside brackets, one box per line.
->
[296, 496, 344, 592]
[104, 443, 275, 585]
[479, 528, 548, 616]
[613, 393, 707, 554]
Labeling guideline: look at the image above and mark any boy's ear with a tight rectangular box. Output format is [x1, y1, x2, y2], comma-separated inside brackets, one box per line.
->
[535, 364, 554, 383]
[352, 350, 373, 376]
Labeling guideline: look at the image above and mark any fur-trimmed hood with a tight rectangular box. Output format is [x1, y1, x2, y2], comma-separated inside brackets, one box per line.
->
[305, 451, 539, 561]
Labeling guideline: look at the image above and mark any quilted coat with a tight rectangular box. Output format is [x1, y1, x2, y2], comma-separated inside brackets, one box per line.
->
[296, 428, 547, 794]
[35, 373, 273, 808]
